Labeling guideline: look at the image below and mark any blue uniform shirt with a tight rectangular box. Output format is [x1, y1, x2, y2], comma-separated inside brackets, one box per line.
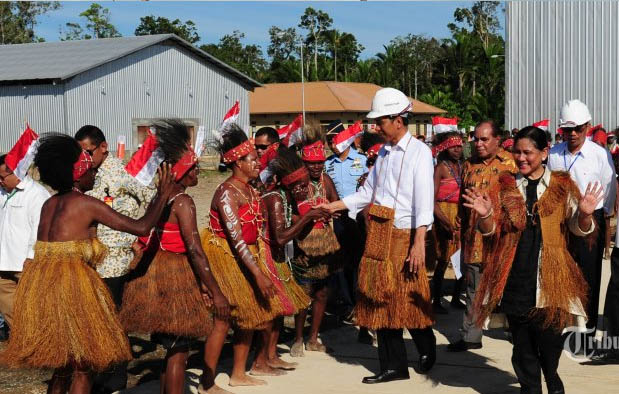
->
[325, 148, 368, 198]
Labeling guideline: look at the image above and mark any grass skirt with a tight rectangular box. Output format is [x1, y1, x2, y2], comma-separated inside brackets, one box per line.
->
[263, 244, 311, 314]
[435, 201, 460, 262]
[0, 239, 131, 371]
[356, 228, 434, 330]
[120, 247, 213, 338]
[201, 229, 287, 330]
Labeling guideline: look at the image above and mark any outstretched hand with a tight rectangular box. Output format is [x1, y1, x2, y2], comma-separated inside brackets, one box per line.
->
[462, 187, 493, 218]
[579, 182, 604, 216]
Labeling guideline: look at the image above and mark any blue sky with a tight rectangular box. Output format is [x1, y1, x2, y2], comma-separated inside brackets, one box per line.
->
[35, 1, 505, 59]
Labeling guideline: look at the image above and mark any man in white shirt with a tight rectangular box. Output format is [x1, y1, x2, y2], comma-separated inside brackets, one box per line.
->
[0, 154, 50, 331]
[323, 88, 436, 384]
[547, 99, 616, 337]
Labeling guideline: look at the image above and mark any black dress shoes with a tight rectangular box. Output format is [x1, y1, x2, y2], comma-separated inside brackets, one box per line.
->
[362, 369, 410, 384]
[447, 339, 482, 352]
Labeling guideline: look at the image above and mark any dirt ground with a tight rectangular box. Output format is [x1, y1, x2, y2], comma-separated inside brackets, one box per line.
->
[2, 169, 618, 393]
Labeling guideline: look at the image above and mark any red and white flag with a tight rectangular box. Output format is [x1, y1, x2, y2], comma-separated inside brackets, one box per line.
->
[125, 130, 165, 186]
[532, 119, 549, 131]
[6, 124, 39, 180]
[220, 101, 240, 129]
[279, 114, 304, 147]
[432, 116, 459, 134]
[333, 121, 362, 153]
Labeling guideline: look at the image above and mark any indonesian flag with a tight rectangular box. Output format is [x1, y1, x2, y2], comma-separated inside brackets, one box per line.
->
[125, 130, 165, 186]
[532, 119, 549, 131]
[220, 101, 240, 129]
[5, 124, 39, 180]
[432, 116, 458, 134]
[333, 121, 362, 153]
[279, 114, 304, 147]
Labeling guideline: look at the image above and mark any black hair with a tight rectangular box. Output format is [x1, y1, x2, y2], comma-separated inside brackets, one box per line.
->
[513, 126, 548, 151]
[213, 123, 249, 169]
[255, 127, 279, 144]
[475, 120, 501, 137]
[269, 145, 304, 181]
[152, 118, 191, 165]
[0, 154, 6, 168]
[34, 133, 82, 193]
[75, 125, 106, 145]
[360, 132, 385, 153]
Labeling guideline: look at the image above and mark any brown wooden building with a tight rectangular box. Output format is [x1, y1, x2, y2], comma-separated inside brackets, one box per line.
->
[249, 81, 446, 136]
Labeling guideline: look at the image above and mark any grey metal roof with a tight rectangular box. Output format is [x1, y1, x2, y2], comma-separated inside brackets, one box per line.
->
[0, 34, 261, 89]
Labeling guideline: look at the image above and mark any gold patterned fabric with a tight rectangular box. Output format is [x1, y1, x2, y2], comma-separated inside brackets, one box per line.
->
[0, 239, 132, 371]
[86, 156, 156, 278]
[460, 149, 517, 264]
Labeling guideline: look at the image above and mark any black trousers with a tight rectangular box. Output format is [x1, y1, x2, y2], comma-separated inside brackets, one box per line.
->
[93, 275, 129, 394]
[571, 208, 605, 331]
[507, 315, 564, 394]
[376, 327, 436, 372]
[604, 247, 619, 336]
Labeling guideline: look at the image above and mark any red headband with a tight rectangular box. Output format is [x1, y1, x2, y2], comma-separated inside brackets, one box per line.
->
[222, 139, 255, 164]
[172, 148, 198, 180]
[282, 167, 309, 186]
[366, 143, 383, 160]
[436, 136, 462, 153]
[73, 150, 94, 181]
[302, 140, 326, 162]
[502, 138, 514, 149]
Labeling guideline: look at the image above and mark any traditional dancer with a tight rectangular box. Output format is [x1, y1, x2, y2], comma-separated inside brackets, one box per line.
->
[0, 134, 175, 394]
[270, 143, 340, 357]
[119, 120, 229, 394]
[431, 131, 465, 314]
[465, 126, 600, 394]
[200, 124, 289, 387]
[260, 144, 330, 369]
[322, 88, 436, 383]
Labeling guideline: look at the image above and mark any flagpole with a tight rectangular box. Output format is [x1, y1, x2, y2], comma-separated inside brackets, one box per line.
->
[300, 39, 305, 125]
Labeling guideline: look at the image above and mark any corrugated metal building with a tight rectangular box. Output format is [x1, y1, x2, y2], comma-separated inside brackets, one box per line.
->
[0, 34, 260, 152]
[506, 1, 619, 135]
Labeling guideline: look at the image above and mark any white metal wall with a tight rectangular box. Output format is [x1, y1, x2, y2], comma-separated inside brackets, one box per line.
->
[0, 84, 64, 151]
[506, 1, 619, 135]
[0, 42, 250, 152]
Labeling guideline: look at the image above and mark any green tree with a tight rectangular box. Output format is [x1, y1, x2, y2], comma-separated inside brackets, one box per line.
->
[200, 30, 267, 81]
[267, 26, 298, 61]
[134, 15, 199, 43]
[61, 3, 120, 40]
[298, 7, 332, 80]
[323, 29, 363, 81]
[0, 2, 60, 44]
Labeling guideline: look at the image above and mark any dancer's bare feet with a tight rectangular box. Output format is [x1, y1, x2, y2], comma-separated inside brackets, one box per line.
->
[267, 357, 298, 370]
[229, 374, 267, 386]
[306, 340, 333, 353]
[249, 364, 287, 376]
[198, 383, 235, 394]
[290, 340, 305, 357]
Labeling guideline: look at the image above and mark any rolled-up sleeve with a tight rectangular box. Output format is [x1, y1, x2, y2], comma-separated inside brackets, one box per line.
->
[413, 147, 435, 228]
[342, 160, 376, 219]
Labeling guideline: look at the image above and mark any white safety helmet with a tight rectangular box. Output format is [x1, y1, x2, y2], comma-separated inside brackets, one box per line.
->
[367, 88, 412, 119]
[558, 99, 592, 128]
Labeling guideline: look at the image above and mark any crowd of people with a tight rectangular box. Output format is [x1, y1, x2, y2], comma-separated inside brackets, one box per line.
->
[0, 88, 618, 394]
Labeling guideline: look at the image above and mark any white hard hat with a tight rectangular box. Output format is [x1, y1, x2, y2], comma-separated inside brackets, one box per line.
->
[367, 87, 412, 119]
[558, 99, 592, 128]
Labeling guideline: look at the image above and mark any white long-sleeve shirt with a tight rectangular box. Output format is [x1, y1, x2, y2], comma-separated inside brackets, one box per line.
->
[547, 139, 616, 215]
[342, 132, 434, 229]
[0, 176, 50, 272]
